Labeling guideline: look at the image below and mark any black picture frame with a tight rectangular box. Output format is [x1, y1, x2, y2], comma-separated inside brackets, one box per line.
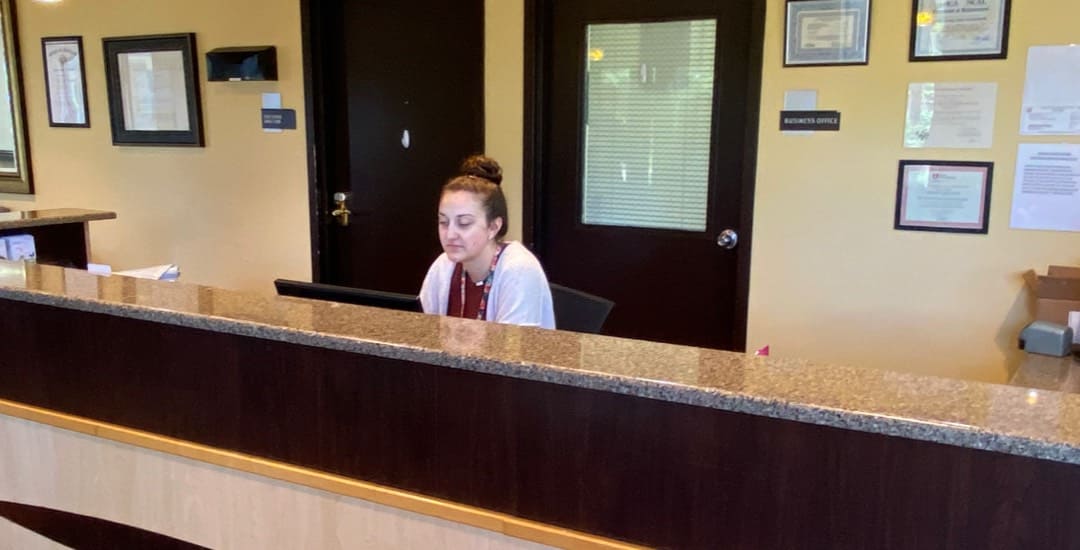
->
[42, 36, 89, 128]
[102, 33, 203, 146]
[894, 160, 993, 235]
[784, 0, 871, 67]
[909, 0, 1011, 62]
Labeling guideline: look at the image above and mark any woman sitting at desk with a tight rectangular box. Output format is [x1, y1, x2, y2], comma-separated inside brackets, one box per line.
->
[419, 155, 555, 329]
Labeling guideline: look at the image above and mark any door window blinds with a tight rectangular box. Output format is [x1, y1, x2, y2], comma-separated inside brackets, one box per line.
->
[581, 20, 717, 232]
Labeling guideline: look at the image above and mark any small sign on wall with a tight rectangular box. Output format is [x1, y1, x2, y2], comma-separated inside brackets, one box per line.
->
[262, 109, 297, 130]
[779, 110, 841, 132]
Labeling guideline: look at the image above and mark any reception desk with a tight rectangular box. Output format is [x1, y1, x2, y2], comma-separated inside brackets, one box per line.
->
[0, 260, 1078, 548]
[0, 208, 116, 268]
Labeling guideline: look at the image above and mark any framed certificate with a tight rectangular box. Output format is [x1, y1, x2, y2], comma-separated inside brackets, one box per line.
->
[784, 0, 871, 67]
[910, 0, 1011, 61]
[895, 160, 993, 234]
[102, 33, 204, 146]
[42, 36, 89, 128]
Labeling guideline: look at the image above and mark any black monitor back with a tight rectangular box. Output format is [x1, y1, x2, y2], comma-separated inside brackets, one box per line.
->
[274, 279, 422, 312]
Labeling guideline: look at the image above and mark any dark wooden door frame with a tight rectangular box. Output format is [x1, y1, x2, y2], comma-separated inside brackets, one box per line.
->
[522, 0, 766, 351]
[301, 0, 380, 286]
[300, 0, 340, 284]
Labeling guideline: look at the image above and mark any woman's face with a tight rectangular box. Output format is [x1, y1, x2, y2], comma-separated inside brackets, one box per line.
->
[438, 190, 501, 265]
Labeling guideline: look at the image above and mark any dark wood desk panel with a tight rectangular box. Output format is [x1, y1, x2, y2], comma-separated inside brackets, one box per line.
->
[3, 298, 1079, 548]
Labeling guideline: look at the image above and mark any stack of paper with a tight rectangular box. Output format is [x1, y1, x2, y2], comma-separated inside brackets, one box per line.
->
[114, 264, 180, 281]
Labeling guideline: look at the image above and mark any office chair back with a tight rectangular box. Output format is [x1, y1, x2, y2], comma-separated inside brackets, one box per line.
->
[550, 283, 614, 334]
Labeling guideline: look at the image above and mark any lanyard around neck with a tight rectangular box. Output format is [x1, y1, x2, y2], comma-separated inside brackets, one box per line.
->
[459, 243, 507, 321]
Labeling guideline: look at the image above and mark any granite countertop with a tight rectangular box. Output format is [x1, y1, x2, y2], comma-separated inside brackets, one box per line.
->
[1010, 353, 1080, 394]
[1, 260, 1078, 465]
[0, 208, 116, 230]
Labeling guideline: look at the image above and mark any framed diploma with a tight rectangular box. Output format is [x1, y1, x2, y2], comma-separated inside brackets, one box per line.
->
[894, 160, 993, 234]
[910, 0, 1011, 61]
[784, 0, 871, 67]
[42, 36, 89, 128]
[102, 33, 204, 146]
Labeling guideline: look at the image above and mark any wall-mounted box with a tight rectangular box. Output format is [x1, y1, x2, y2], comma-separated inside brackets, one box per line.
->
[206, 46, 277, 81]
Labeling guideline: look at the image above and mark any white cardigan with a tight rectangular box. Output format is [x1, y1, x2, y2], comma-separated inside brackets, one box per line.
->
[419, 241, 555, 329]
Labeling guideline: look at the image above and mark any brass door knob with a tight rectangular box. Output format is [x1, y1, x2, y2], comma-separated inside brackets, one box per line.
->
[331, 192, 352, 227]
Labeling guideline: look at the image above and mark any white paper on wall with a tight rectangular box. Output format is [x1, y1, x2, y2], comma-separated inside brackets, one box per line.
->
[1020, 46, 1080, 135]
[783, 89, 817, 136]
[904, 82, 997, 149]
[1010, 143, 1080, 232]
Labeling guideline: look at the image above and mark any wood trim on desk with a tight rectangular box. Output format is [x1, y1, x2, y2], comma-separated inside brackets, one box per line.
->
[0, 399, 642, 550]
[0, 209, 116, 230]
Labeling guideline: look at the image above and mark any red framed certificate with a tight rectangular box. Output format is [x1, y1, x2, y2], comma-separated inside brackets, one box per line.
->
[895, 160, 993, 234]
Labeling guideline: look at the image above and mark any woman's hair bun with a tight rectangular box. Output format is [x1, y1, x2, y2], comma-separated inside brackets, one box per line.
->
[459, 154, 503, 186]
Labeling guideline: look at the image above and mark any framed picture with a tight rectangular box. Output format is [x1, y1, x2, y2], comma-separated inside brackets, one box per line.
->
[102, 33, 203, 146]
[784, 0, 871, 67]
[42, 36, 89, 128]
[910, 0, 1011, 61]
[894, 160, 993, 234]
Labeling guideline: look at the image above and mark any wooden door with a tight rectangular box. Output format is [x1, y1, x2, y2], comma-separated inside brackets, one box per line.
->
[305, 0, 485, 294]
[535, 0, 762, 349]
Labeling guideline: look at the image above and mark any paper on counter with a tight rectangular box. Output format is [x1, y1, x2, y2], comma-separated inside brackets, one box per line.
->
[1010, 143, 1080, 232]
[115, 263, 180, 281]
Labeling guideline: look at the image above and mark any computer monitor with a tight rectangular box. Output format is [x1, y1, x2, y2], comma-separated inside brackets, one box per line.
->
[273, 279, 423, 313]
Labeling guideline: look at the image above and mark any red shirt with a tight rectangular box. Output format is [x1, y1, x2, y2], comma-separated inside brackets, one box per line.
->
[447, 263, 485, 320]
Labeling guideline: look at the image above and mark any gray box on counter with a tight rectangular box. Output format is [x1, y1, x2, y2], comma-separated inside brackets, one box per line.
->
[1019, 321, 1074, 357]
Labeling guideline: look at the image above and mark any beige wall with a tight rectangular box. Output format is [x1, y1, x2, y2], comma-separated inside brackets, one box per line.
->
[9, 0, 1080, 382]
[0, 0, 311, 291]
[748, 0, 1080, 382]
[486, 0, 525, 241]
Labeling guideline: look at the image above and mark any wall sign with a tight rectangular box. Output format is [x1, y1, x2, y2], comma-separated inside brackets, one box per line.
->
[779, 110, 841, 131]
[261, 109, 296, 130]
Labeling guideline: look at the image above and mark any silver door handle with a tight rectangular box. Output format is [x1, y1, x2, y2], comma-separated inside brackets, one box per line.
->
[716, 229, 738, 249]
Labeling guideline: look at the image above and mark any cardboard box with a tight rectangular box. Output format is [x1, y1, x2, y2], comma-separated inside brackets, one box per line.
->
[1025, 265, 1080, 343]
